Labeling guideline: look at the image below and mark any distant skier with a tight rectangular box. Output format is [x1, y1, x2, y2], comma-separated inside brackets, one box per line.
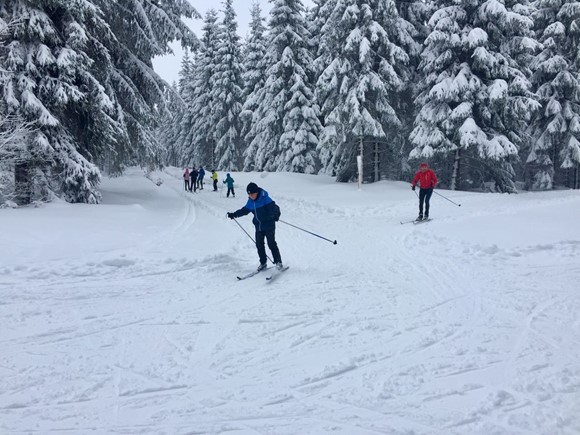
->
[223, 173, 235, 198]
[227, 182, 283, 271]
[190, 166, 199, 192]
[211, 169, 218, 191]
[411, 162, 438, 220]
[198, 166, 205, 190]
[183, 168, 190, 191]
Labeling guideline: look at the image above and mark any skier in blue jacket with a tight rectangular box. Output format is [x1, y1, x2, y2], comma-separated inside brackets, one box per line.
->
[227, 182, 283, 271]
[223, 173, 235, 198]
[197, 166, 205, 190]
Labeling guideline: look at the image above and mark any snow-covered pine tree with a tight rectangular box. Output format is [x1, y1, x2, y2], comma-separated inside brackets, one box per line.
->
[316, 0, 410, 181]
[528, 0, 580, 189]
[240, 2, 267, 150]
[410, 0, 540, 192]
[94, 0, 200, 173]
[212, 0, 244, 171]
[394, 0, 431, 177]
[173, 50, 198, 167]
[307, 0, 334, 77]
[155, 50, 200, 170]
[245, 0, 321, 173]
[1, 1, 113, 203]
[156, 82, 184, 168]
[186, 10, 221, 168]
[307, 0, 339, 174]
[0, 0, 199, 203]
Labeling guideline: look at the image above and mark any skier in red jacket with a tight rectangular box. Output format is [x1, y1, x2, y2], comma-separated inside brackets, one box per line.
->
[411, 162, 438, 220]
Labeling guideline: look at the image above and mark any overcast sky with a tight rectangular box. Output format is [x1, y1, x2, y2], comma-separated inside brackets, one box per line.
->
[152, 0, 314, 84]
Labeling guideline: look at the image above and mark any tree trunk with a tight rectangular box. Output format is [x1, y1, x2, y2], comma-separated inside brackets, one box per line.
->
[15, 161, 31, 205]
[374, 141, 379, 182]
[450, 148, 461, 190]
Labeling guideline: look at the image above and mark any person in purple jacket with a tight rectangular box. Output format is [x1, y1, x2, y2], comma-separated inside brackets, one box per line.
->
[227, 182, 283, 271]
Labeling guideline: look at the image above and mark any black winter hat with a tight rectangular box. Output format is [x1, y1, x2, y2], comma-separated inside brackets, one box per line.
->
[246, 182, 259, 194]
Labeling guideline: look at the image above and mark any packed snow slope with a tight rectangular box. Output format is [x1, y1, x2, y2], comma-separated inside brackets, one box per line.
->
[1, 168, 579, 435]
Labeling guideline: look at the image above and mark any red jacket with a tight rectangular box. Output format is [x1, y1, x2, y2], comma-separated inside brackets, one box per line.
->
[412, 169, 437, 189]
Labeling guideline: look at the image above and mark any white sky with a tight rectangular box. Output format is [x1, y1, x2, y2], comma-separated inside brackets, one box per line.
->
[153, 0, 314, 84]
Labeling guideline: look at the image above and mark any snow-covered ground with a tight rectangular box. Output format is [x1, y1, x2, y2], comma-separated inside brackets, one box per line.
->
[1, 167, 579, 435]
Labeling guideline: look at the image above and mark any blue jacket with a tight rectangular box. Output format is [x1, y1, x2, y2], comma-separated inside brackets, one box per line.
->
[198, 167, 205, 179]
[224, 174, 235, 188]
[231, 188, 280, 232]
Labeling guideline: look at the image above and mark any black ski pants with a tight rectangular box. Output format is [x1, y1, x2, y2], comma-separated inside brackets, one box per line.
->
[213, 179, 218, 191]
[419, 188, 433, 216]
[226, 187, 235, 197]
[255, 229, 282, 265]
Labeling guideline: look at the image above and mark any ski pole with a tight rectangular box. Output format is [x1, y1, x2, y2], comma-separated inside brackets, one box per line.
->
[433, 189, 461, 207]
[229, 215, 273, 263]
[278, 219, 338, 245]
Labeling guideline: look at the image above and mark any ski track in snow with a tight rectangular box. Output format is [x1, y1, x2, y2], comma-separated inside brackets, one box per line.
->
[1, 168, 579, 434]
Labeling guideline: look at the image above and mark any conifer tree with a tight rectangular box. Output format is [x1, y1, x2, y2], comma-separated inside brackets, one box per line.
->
[0, 0, 199, 203]
[307, 0, 334, 76]
[187, 10, 220, 168]
[245, 0, 321, 173]
[316, 0, 410, 181]
[528, 0, 580, 189]
[240, 2, 267, 147]
[96, 0, 200, 172]
[174, 51, 197, 167]
[212, 0, 244, 171]
[1, 1, 114, 202]
[394, 0, 431, 175]
[156, 83, 184, 168]
[410, 0, 540, 192]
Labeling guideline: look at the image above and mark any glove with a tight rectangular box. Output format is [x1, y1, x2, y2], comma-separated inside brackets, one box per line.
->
[227, 212, 235, 220]
[411, 185, 416, 191]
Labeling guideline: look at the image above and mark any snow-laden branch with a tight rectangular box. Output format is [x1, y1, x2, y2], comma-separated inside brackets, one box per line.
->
[0, 115, 35, 155]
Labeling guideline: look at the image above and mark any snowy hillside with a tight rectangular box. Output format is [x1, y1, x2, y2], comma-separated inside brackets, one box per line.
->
[1, 168, 579, 434]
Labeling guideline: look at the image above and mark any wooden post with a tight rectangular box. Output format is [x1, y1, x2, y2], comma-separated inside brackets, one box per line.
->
[357, 136, 363, 189]
[450, 147, 461, 190]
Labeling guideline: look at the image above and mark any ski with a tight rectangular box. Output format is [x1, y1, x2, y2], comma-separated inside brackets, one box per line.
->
[237, 267, 270, 281]
[413, 218, 432, 224]
[266, 266, 290, 282]
[400, 219, 417, 224]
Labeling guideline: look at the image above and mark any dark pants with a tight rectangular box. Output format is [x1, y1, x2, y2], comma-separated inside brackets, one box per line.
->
[256, 229, 282, 265]
[198, 177, 203, 189]
[227, 187, 235, 197]
[419, 188, 433, 216]
[213, 179, 218, 191]
[190, 179, 196, 192]
[184, 180, 189, 191]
